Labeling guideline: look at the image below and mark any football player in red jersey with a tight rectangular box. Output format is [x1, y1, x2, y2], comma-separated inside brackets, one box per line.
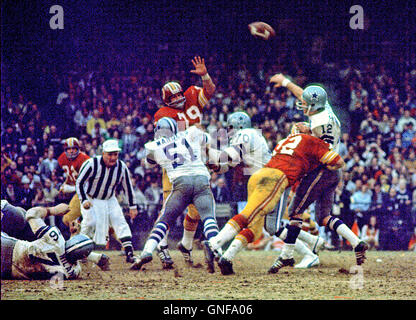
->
[203, 133, 347, 275]
[57, 137, 90, 231]
[152, 56, 216, 269]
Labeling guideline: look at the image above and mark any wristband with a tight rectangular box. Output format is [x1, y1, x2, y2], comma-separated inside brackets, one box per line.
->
[201, 73, 211, 81]
[282, 78, 291, 87]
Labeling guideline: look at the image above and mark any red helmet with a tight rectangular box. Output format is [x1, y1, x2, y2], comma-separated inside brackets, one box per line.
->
[161, 82, 186, 109]
[64, 137, 80, 160]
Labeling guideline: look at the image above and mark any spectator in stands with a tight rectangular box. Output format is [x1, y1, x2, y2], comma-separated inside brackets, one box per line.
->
[350, 183, 372, 229]
[212, 178, 231, 204]
[43, 178, 59, 206]
[18, 175, 35, 210]
[86, 109, 107, 137]
[361, 215, 380, 250]
[38, 149, 59, 181]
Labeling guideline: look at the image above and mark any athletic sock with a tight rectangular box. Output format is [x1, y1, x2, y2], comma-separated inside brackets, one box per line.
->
[222, 238, 244, 261]
[209, 222, 239, 250]
[144, 221, 169, 255]
[203, 217, 219, 241]
[181, 229, 196, 251]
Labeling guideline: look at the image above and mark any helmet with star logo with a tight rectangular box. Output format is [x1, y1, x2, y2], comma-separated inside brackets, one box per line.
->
[296, 85, 327, 115]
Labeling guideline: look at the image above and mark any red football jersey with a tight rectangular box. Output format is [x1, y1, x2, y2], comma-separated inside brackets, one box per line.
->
[58, 152, 90, 185]
[265, 134, 341, 186]
[154, 85, 211, 130]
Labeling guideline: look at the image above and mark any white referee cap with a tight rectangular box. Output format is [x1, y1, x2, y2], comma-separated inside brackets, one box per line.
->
[103, 139, 121, 153]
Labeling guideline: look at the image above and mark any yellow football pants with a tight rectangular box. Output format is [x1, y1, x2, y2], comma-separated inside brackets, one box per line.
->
[230, 167, 289, 244]
[62, 193, 82, 227]
[162, 169, 200, 231]
[282, 191, 318, 234]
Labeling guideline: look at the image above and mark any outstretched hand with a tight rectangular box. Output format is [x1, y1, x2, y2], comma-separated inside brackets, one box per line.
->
[190, 56, 208, 76]
[269, 73, 286, 88]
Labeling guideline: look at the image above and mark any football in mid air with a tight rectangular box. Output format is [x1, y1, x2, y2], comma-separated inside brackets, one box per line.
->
[248, 21, 276, 40]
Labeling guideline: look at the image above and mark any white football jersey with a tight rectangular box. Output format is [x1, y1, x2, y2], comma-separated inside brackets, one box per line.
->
[225, 128, 272, 175]
[5, 227, 80, 280]
[145, 126, 210, 182]
[309, 103, 341, 153]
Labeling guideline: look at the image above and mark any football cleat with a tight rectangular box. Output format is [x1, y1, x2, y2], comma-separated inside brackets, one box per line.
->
[126, 252, 135, 264]
[157, 245, 174, 270]
[97, 253, 111, 271]
[202, 240, 216, 273]
[294, 254, 320, 269]
[268, 257, 295, 274]
[218, 257, 235, 275]
[312, 236, 326, 254]
[354, 241, 369, 265]
[177, 242, 194, 266]
[130, 253, 153, 271]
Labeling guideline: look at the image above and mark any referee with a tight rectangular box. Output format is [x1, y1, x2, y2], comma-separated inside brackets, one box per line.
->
[76, 139, 138, 263]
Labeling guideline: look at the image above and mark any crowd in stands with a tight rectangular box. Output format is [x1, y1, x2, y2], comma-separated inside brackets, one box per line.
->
[2, 48, 416, 251]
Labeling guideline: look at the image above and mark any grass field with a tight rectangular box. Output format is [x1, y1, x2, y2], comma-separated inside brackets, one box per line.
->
[1, 249, 415, 300]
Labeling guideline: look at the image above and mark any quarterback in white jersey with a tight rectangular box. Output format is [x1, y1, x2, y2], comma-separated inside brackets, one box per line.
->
[298, 101, 341, 152]
[1, 203, 94, 280]
[268, 76, 368, 269]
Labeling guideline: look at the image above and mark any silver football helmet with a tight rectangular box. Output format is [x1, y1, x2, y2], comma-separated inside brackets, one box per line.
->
[227, 111, 251, 130]
[154, 117, 178, 139]
[296, 85, 327, 115]
[226, 111, 251, 139]
[65, 234, 94, 264]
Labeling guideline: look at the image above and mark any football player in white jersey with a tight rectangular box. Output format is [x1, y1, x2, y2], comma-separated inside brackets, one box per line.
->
[269, 75, 368, 270]
[1, 202, 94, 280]
[131, 117, 220, 272]
[205, 112, 320, 275]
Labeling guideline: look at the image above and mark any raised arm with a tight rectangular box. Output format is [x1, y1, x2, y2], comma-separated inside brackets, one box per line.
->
[190, 56, 216, 97]
[269, 73, 304, 100]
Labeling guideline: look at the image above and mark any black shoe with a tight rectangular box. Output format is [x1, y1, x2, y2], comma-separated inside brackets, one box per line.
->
[218, 257, 234, 275]
[97, 254, 111, 271]
[177, 242, 194, 266]
[202, 240, 215, 273]
[126, 252, 135, 263]
[157, 245, 174, 270]
[130, 253, 152, 271]
[268, 257, 295, 274]
[354, 241, 369, 265]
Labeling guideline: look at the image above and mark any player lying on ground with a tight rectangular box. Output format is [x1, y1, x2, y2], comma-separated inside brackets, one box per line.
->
[1, 202, 94, 280]
[1, 200, 110, 271]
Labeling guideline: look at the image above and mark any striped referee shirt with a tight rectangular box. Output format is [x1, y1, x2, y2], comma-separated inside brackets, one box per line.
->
[76, 156, 136, 209]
